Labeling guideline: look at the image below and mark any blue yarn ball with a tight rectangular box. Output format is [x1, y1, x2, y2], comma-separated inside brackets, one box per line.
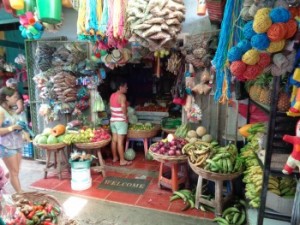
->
[228, 46, 243, 62]
[251, 34, 270, 50]
[243, 21, 256, 40]
[237, 40, 252, 54]
[270, 7, 291, 23]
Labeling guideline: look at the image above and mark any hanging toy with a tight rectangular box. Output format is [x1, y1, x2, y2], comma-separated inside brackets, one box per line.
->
[282, 120, 300, 174]
[19, 11, 44, 39]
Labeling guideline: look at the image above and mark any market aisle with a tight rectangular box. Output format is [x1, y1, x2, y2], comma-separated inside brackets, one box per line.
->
[3, 159, 215, 225]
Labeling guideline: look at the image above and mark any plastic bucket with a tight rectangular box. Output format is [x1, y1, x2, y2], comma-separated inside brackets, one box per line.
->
[71, 178, 92, 191]
[71, 168, 91, 182]
[36, 0, 62, 24]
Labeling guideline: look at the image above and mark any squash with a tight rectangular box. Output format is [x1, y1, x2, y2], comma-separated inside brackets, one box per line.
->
[187, 130, 197, 139]
[238, 124, 253, 137]
[196, 126, 207, 137]
[51, 124, 66, 137]
[202, 134, 213, 143]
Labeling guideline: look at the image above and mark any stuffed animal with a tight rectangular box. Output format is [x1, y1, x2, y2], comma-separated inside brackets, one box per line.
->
[282, 119, 300, 174]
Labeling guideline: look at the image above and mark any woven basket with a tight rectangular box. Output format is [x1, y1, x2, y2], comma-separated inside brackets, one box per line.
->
[188, 160, 242, 181]
[12, 192, 68, 225]
[75, 138, 111, 150]
[34, 142, 67, 150]
[149, 143, 188, 162]
[127, 125, 161, 139]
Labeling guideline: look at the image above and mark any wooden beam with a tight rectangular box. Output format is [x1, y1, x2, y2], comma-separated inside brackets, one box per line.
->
[0, 39, 24, 49]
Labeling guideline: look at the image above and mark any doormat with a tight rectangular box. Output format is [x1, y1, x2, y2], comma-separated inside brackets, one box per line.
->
[98, 176, 150, 194]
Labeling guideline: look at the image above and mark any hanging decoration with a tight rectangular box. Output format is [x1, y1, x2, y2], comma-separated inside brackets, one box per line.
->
[228, 7, 298, 82]
[211, 0, 238, 103]
[127, 0, 185, 52]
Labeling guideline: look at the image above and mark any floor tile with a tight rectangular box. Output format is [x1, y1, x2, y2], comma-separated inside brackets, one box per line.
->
[135, 192, 170, 211]
[30, 178, 65, 190]
[106, 191, 141, 204]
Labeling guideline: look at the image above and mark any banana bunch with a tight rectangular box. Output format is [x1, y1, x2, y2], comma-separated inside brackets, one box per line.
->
[246, 123, 266, 142]
[170, 189, 195, 211]
[182, 141, 213, 167]
[214, 199, 247, 225]
[63, 131, 91, 144]
[279, 177, 297, 197]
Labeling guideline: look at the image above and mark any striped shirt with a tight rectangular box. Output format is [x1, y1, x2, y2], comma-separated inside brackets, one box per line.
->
[110, 92, 127, 122]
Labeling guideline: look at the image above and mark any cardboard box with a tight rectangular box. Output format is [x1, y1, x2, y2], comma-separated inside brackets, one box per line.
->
[266, 191, 295, 216]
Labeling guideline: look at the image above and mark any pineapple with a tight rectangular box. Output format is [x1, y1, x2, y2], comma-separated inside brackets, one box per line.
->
[277, 92, 290, 112]
[251, 76, 263, 102]
[258, 74, 273, 106]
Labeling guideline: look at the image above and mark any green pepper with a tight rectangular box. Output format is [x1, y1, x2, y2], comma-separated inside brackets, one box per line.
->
[52, 216, 58, 224]
[26, 219, 34, 225]
[40, 215, 45, 222]
[35, 210, 45, 217]
[53, 206, 61, 214]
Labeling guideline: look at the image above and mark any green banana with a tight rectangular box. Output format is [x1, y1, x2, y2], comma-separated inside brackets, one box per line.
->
[181, 202, 191, 211]
[226, 158, 233, 173]
[187, 198, 195, 209]
[206, 159, 220, 169]
[236, 209, 246, 225]
[170, 194, 181, 202]
[213, 217, 229, 225]
[173, 191, 187, 202]
[222, 207, 240, 217]
[222, 158, 228, 173]
[239, 199, 247, 208]
[232, 211, 241, 224]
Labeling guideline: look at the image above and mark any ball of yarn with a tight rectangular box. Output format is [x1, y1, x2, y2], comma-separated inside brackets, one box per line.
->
[255, 7, 271, 18]
[243, 65, 262, 80]
[227, 46, 243, 62]
[253, 15, 272, 33]
[258, 53, 271, 68]
[270, 7, 291, 23]
[242, 49, 260, 65]
[251, 34, 270, 50]
[285, 19, 298, 39]
[267, 23, 287, 41]
[243, 21, 256, 40]
[267, 40, 286, 53]
[230, 61, 247, 77]
[237, 40, 252, 53]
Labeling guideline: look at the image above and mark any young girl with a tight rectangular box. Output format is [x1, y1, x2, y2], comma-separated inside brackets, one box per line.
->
[0, 87, 24, 193]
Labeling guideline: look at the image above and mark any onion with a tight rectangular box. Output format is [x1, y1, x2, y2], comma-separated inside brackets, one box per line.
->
[175, 150, 181, 156]
[168, 150, 175, 156]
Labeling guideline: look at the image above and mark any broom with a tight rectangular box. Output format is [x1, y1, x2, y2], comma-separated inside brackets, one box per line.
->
[291, 179, 300, 225]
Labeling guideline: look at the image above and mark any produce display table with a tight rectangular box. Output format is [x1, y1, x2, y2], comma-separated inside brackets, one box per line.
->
[189, 160, 242, 216]
[150, 150, 189, 192]
[74, 138, 111, 177]
[126, 126, 161, 156]
[34, 143, 69, 180]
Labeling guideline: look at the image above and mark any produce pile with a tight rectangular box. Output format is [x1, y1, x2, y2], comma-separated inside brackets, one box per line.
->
[183, 141, 244, 174]
[5, 198, 62, 225]
[127, 0, 185, 51]
[63, 128, 111, 144]
[128, 122, 153, 131]
[214, 199, 247, 225]
[150, 136, 188, 156]
[169, 189, 195, 211]
[161, 117, 181, 130]
[184, 126, 213, 143]
[34, 125, 67, 145]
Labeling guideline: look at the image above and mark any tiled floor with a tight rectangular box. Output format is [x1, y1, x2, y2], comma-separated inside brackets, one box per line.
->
[30, 150, 214, 220]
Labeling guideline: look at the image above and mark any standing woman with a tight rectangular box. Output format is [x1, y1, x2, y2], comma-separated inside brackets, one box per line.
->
[0, 87, 24, 193]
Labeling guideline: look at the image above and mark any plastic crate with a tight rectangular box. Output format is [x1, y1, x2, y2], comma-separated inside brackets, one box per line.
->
[22, 143, 34, 158]
[69, 159, 91, 169]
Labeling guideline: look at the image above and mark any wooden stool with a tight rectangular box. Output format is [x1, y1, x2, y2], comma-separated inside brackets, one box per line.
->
[158, 160, 189, 192]
[189, 161, 242, 216]
[125, 138, 149, 156]
[44, 147, 69, 180]
[74, 140, 111, 178]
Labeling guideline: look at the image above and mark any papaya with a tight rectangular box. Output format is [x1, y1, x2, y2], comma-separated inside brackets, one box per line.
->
[238, 124, 253, 137]
[51, 124, 66, 137]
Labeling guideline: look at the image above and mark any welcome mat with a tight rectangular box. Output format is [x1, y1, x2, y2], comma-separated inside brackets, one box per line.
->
[98, 176, 150, 194]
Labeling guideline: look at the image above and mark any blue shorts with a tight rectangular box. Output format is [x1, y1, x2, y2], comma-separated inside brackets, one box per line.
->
[0, 145, 22, 158]
[110, 121, 128, 135]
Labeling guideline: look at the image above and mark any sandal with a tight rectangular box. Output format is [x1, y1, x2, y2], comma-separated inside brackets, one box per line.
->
[120, 160, 132, 166]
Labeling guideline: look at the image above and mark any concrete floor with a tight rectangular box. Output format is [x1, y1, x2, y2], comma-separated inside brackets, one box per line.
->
[3, 159, 216, 225]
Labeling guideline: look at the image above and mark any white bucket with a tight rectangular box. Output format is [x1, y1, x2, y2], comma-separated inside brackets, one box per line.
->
[71, 168, 91, 182]
[71, 178, 92, 191]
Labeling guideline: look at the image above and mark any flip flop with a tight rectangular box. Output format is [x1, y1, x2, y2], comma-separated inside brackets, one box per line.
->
[120, 161, 132, 166]
[112, 158, 119, 163]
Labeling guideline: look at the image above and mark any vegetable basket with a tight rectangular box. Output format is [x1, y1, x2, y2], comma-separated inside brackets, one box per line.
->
[127, 125, 161, 139]
[149, 143, 188, 162]
[33, 142, 67, 150]
[11, 192, 68, 225]
[188, 160, 242, 181]
[74, 138, 111, 150]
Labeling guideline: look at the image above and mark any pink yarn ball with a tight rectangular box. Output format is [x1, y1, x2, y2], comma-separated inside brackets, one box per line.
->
[230, 61, 247, 77]
[243, 65, 263, 80]
[258, 53, 271, 68]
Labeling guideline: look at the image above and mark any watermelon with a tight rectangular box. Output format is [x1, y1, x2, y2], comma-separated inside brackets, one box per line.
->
[47, 135, 58, 144]
[124, 148, 136, 161]
[146, 151, 153, 161]
[42, 128, 52, 136]
[57, 134, 66, 143]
